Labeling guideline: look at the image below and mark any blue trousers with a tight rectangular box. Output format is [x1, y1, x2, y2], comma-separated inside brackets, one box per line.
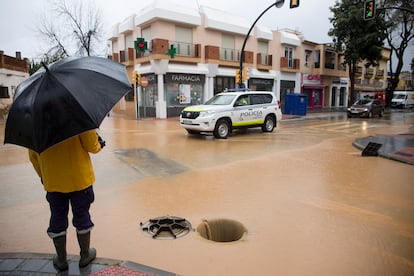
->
[46, 186, 95, 238]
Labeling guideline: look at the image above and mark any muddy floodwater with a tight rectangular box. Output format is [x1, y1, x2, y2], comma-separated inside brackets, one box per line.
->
[1, 112, 413, 276]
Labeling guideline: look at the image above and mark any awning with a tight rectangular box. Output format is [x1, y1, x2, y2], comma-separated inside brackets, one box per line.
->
[280, 31, 300, 46]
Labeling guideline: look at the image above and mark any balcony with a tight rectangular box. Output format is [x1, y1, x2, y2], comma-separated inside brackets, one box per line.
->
[168, 41, 201, 63]
[355, 66, 363, 75]
[280, 57, 300, 72]
[219, 47, 240, 62]
[364, 68, 374, 78]
[205, 45, 252, 67]
[257, 53, 272, 70]
[375, 69, 384, 79]
[128, 39, 201, 64]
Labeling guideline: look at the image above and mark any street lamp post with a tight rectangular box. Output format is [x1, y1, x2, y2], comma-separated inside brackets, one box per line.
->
[238, 0, 285, 88]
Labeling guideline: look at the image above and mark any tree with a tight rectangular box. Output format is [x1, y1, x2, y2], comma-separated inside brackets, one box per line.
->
[411, 57, 414, 74]
[329, 0, 388, 104]
[382, 0, 414, 104]
[29, 54, 62, 75]
[37, 0, 104, 58]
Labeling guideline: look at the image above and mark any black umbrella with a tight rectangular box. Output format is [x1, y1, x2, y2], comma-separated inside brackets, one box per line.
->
[4, 56, 132, 153]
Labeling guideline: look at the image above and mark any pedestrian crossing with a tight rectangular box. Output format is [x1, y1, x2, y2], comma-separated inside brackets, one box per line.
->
[305, 120, 382, 134]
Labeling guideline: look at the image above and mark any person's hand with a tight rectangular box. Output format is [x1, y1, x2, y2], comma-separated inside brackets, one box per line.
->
[98, 136, 106, 149]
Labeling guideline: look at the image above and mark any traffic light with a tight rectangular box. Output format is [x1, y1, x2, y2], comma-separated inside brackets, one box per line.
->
[134, 37, 148, 53]
[133, 70, 141, 85]
[290, 0, 299, 9]
[136, 72, 141, 85]
[364, 0, 375, 20]
[235, 69, 242, 84]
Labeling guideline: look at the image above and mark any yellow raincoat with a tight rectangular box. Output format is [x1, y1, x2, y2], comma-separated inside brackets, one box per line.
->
[29, 130, 102, 193]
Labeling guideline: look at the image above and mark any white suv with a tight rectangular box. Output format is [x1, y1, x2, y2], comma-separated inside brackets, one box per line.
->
[180, 90, 282, 139]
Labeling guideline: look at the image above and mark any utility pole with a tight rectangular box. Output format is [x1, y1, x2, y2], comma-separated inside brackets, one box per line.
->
[238, 0, 299, 88]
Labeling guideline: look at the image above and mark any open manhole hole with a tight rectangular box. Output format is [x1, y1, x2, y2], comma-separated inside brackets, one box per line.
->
[140, 216, 192, 239]
[197, 219, 247, 243]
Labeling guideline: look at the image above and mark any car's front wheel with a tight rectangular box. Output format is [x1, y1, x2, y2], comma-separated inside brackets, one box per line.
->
[214, 119, 230, 139]
[262, 115, 275, 132]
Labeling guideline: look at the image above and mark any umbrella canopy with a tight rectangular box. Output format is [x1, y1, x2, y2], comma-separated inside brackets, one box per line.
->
[4, 56, 132, 153]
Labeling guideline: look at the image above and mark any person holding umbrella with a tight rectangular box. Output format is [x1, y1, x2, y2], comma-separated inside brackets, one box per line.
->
[4, 56, 132, 271]
[28, 130, 105, 270]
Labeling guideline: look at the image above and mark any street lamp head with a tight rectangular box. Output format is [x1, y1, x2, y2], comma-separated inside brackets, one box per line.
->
[275, 0, 285, 8]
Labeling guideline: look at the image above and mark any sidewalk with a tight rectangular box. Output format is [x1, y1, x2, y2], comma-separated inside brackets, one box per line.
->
[0, 252, 177, 275]
[282, 109, 414, 165]
[353, 130, 414, 165]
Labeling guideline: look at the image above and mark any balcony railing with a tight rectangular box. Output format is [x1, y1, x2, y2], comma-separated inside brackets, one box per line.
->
[375, 69, 384, 78]
[365, 68, 374, 77]
[257, 53, 272, 66]
[219, 47, 240, 62]
[170, 41, 195, 57]
[280, 57, 300, 70]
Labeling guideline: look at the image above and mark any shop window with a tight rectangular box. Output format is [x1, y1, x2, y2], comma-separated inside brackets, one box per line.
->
[214, 77, 235, 94]
[166, 83, 203, 107]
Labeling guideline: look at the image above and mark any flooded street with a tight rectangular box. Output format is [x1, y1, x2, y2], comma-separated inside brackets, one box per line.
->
[1, 111, 414, 275]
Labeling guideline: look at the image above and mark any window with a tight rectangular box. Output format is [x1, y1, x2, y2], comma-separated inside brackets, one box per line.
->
[314, 50, 320, 68]
[125, 34, 134, 59]
[258, 41, 269, 64]
[141, 27, 151, 42]
[251, 95, 264, 105]
[214, 77, 236, 94]
[175, 26, 193, 56]
[0, 86, 9, 98]
[284, 47, 293, 68]
[235, 95, 250, 106]
[305, 50, 312, 67]
[221, 34, 237, 61]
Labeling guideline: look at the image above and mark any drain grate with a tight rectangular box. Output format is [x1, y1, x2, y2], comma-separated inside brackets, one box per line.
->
[140, 216, 192, 239]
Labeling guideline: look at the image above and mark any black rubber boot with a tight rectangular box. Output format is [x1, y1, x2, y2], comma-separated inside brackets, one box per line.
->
[77, 232, 96, 267]
[52, 236, 68, 271]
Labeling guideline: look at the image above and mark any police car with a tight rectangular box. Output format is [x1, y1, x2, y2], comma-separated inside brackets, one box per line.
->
[180, 90, 282, 139]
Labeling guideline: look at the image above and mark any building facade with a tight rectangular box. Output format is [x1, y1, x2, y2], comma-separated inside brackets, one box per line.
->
[0, 51, 29, 110]
[108, 1, 387, 118]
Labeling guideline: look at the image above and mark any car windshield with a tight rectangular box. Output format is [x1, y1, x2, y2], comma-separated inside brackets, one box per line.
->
[393, 94, 407, 100]
[204, 94, 237, 105]
[354, 99, 371, 105]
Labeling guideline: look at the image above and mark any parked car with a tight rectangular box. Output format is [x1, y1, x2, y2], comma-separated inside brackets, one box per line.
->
[180, 89, 282, 139]
[347, 99, 384, 118]
[391, 91, 414, 108]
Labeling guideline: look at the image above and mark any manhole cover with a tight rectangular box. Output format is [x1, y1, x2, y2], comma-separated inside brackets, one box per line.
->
[140, 216, 192, 239]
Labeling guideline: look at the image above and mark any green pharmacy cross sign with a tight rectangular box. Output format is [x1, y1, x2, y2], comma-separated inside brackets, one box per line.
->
[134, 37, 148, 53]
[167, 45, 177, 58]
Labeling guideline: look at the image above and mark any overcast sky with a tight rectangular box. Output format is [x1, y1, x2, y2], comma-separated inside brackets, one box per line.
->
[1, 0, 412, 70]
